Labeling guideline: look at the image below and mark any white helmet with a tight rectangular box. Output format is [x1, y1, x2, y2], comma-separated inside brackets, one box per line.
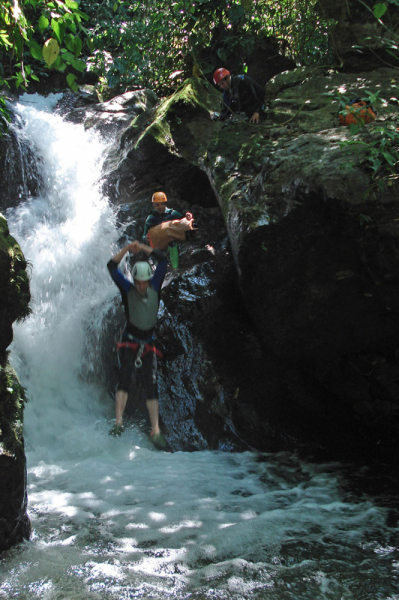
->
[132, 261, 152, 281]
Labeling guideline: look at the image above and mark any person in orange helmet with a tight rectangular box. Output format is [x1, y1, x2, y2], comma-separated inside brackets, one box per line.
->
[212, 68, 265, 124]
[142, 191, 194, 269]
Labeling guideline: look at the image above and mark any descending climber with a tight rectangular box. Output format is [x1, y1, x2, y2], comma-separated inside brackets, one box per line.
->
[211, 68, 265, 124]
[107, 239, 168, 450]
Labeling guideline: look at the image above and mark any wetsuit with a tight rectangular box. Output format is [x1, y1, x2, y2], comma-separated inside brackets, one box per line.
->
[219, 74, 264, 121]
[107, 249, 167, 396]
[142, 207, 183, 243]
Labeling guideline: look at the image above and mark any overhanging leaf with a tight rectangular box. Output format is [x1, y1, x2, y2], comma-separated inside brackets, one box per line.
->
[0, 31, 13, 47]
[382, 151, 396, 166]
[51, 18, 66, 44]
[27, 40, 43, 60]
[43, 38, 60, 67]
[67, 72, 78, 91]
[217, 47, 228, 62]
[38, 15, 49, 33]
[373, 3, 387, 18]
[73, 37, 82, 56]
[70, 58, 85, 72]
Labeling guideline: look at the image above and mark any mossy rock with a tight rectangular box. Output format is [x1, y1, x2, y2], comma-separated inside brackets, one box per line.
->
[0, 361, 26, 455]
[0, 213, 31, 347]
[131, 77, 220, 157]
[0, 216, 31, 551]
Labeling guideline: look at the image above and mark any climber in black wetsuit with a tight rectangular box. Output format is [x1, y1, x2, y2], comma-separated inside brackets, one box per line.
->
[212, 68, 265, 124]
[107, 240, 167, 449]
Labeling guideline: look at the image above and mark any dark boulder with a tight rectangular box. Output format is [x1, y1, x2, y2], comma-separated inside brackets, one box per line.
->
[0, 214, 31, 553]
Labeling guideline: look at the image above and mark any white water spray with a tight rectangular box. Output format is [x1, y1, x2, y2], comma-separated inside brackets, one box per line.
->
[1, 95, 398, 600]
[8, 93, 119, 455]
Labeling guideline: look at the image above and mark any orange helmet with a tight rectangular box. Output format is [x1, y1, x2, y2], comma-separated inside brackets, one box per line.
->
[152, 191, 167, 203]
[213, 68, 230, 85]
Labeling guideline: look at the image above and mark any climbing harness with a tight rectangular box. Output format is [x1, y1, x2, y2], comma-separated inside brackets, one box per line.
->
[117, 335, 163, 369]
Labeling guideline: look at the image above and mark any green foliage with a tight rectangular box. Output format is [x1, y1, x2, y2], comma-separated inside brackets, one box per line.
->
[0, 0, 88, 87]
[336, 89, 399, 197]
[359, 213, 373, 226]
[373, 3, 388, 19]
[0, 95, 11, 132]
[80, 0, 333, 97]
[0, 0, 89, 131]
[253, 0, 334, 66]
[0, 0, 396, 133]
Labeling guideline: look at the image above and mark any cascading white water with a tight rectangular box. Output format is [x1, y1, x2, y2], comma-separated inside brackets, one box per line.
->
[1, 94, 399, 599]
[6, 93, 118, 456]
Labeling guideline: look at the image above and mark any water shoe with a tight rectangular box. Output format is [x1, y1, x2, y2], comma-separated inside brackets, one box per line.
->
[150, 431, 170, 451]
[109, 424, 124, 437]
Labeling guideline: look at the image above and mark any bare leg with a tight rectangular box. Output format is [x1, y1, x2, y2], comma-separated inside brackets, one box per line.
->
[115, 390, 128, 426]
[146, 399, 160, 434]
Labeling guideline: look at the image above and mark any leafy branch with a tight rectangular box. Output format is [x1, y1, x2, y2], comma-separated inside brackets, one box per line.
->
[0, 0, 89, 134]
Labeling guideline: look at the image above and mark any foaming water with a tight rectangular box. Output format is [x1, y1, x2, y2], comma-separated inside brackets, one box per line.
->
[1, 95, 399, 599]
[7, 93, 117, 451]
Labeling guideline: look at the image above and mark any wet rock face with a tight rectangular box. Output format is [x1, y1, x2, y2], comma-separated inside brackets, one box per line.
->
[64, 89, 159, 137]
[0, 363, 31, 553]
[96, 194, 289, 452]
[2, 65, 398, 461]
[0, 216, 31, 351]
[0, 215, 31, 552]
[0, 122, 41, 212]
[240, 190, 399, 364]
[97, 68, 399, 461]
[0, 451, 30, 552]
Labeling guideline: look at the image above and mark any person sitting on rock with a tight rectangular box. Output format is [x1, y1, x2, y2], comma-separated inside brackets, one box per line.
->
[211, 68, 265, 124]
[107, 240, 168, 450]
[142, 191, 194, 269]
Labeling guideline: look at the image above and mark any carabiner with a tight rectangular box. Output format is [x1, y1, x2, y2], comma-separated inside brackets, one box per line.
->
[135, 342, 144, 368]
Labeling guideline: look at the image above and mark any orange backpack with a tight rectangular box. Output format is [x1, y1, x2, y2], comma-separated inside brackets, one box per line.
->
[339, 98, 376, 126]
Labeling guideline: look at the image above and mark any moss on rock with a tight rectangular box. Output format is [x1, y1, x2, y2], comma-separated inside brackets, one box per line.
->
[0, 213, 31, 553]
[131, 77, 219, 155]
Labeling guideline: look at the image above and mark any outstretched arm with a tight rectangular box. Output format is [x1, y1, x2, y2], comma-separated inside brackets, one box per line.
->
[111, 240, 155, 265]
[108, 241, 158, 293]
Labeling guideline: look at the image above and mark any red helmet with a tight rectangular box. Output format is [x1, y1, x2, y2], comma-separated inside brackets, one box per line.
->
[213, 68, 230, 85]
[152, 191, 167, 203]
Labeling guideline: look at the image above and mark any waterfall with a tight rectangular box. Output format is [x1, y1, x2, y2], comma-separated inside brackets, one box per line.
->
[7, 93, 120, 455]
[1, 93, 398, 600]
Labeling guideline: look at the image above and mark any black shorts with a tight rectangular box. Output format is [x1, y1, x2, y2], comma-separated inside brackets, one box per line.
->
[118, 346, 158, 399]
